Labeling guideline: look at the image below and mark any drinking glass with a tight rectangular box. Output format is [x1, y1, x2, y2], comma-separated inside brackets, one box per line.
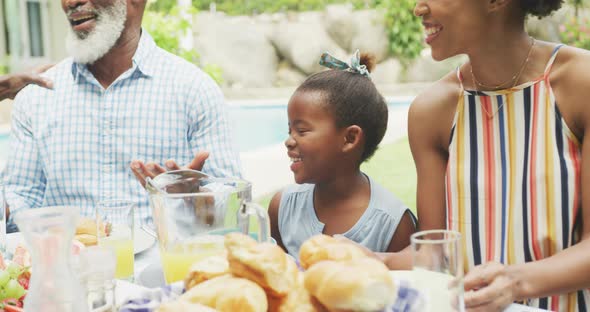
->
[77, 246, 117, 312]
[96, 200, 135, 281]
[411, 230, 464, 312]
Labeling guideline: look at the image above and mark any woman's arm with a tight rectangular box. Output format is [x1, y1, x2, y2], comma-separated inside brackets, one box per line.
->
[382, 74, 460, 269]
[0, 65, 53, 101]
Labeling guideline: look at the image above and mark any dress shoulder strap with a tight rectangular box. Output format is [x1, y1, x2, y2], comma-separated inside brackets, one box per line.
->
[456, 66, 465, 90]
[543, 44, 564, 78]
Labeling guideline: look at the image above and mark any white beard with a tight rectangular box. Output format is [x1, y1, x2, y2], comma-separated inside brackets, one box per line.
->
[65, 0, 127, 64]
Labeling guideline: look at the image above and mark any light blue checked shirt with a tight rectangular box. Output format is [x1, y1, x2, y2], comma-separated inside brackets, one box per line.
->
[2, 31, 241, 224]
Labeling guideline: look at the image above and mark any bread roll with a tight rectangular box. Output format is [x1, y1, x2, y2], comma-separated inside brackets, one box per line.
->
[304, 257, 396, 312]
[74, 233, 97, 246]
[184, 255, 230, 290]
[75, 217, 106, 246]
[299, 234, 367, 270]
[267, 272, 322, 312]
[225, 233, 299, 297]
[156, 300, 218, 312]
[181, 275, 267, 312]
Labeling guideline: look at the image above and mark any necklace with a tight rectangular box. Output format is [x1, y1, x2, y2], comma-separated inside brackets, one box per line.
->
[470, 36, 535, 91]
[470, 37, 535, 118]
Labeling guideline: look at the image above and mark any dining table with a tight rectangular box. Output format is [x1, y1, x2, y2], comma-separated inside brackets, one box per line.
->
[4, 233, 548, 312]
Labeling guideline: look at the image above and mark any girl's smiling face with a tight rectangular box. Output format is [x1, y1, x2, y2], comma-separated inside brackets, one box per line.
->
[285, 91, 347, 184]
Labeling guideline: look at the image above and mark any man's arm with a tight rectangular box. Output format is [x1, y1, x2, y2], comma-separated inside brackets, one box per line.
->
[0, 65, 53, 101]
[185, 76, 241, 179]
[2, 92, 47, 219]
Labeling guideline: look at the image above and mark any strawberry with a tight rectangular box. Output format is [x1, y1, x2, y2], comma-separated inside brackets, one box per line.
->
[17, 277, 28, 290]
[3, 305, 23, 312]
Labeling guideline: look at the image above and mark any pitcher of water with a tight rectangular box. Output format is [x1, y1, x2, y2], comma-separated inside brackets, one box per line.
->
[14, 206, 88, 312]
[145, 170, 270, 284]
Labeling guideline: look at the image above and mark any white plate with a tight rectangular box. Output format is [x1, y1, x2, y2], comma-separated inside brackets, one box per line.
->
[136, 262, 166, 288]
[5, 227, 156, 255]
[133, 226, 156, 255]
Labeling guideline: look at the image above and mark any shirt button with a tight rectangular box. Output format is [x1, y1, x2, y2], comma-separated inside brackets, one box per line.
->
[102, 165, 112, 173]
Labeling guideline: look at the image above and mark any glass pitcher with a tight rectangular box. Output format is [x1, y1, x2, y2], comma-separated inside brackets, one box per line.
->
[146, 170, 270, 284]
[14, 206, 88, 312]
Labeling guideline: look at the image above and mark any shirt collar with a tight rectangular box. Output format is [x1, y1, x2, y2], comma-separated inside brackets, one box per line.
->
[71, 29, 158, 81]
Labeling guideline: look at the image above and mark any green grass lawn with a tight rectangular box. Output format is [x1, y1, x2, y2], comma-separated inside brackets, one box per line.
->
[255, 137, 417, 214]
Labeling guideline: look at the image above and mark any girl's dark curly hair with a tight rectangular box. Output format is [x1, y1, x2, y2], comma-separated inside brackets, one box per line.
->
[295, 53, 387, 163]
[521, 0, 564, 18]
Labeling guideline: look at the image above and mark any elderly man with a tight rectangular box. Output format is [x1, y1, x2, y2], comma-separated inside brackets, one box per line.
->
[1, 0, 241, 227]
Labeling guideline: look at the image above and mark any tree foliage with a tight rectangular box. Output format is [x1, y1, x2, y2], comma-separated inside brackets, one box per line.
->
[143, 2, 223, 83]
[146, 0, 424, 65]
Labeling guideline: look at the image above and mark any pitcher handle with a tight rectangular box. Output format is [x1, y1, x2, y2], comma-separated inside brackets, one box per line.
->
[241, 202, 271, 243]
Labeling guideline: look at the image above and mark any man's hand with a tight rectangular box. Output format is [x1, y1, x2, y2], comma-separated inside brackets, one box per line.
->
[131, 151, 210, 188]
[0, 64, 54, 101]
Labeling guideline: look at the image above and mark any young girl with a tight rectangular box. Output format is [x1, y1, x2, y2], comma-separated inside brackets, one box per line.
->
[268, 51, 416, 259]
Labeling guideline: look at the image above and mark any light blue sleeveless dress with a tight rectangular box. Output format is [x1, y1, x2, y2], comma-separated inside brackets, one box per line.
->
[278, 175, 414, 258]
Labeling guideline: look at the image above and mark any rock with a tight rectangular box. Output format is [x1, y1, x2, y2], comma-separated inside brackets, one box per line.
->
[269, 13, 348, 75]
[349, 10, 389, 62]
[323, 4, 356, 51]
[275, 61, 307, 87]
[404, 49, 467, 82]
[193, 12, 278, 88]
[323, 6, 389, 62]
[370, 58, 402, 84]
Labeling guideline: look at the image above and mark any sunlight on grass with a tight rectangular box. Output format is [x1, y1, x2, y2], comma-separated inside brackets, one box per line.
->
[255, 137, 417, 214]
[361, 137, 416, 214]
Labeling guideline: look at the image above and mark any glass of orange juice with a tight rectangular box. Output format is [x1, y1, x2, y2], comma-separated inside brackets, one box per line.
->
[96, 199, 135, 282]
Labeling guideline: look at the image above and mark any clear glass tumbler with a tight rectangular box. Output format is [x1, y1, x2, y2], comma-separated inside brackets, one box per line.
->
[411, 229, 464, 312]
[78, 246, 117, 312]
[96, 200, 135, 281]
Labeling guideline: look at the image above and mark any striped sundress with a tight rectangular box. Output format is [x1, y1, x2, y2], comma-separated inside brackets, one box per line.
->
[446, 45, 588, 311]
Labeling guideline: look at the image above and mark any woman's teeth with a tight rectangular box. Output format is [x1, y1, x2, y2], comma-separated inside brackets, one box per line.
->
[425, 26, 442, 36]
[290, 157, 302, 163]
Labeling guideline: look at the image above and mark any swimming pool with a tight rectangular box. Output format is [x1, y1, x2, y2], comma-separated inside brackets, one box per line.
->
[0, 97, 412, 163]
[228, 96, 412, 152]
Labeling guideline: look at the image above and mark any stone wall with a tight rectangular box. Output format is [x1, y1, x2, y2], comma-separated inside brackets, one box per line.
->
[192, 4, 578, 89]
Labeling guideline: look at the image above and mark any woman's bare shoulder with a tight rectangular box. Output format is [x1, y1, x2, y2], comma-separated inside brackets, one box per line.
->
[410, 71, 461, 124]
[549, 45, 590, 133]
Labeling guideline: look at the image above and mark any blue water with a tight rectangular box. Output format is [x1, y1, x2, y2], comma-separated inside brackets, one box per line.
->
[0, 98, 412, 156]
[228, 98, 411, 152]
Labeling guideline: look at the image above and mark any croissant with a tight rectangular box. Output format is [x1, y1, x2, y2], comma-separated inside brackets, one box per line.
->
[304, 257, 396, 312]
[184, 255, 230, 290]
[225, 233, 299, 297]
[298, 234, 367, 270]
[180, 275, 267, 312]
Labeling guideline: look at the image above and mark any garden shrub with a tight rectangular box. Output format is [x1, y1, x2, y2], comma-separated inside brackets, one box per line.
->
[143, 3, 224, 83]
[379, 0, 423, 65]
[560, 16, 590, 50]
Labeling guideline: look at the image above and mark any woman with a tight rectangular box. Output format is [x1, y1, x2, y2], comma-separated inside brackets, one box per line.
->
[0, 64, 53, 101]
[388, 0, 590, 311]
